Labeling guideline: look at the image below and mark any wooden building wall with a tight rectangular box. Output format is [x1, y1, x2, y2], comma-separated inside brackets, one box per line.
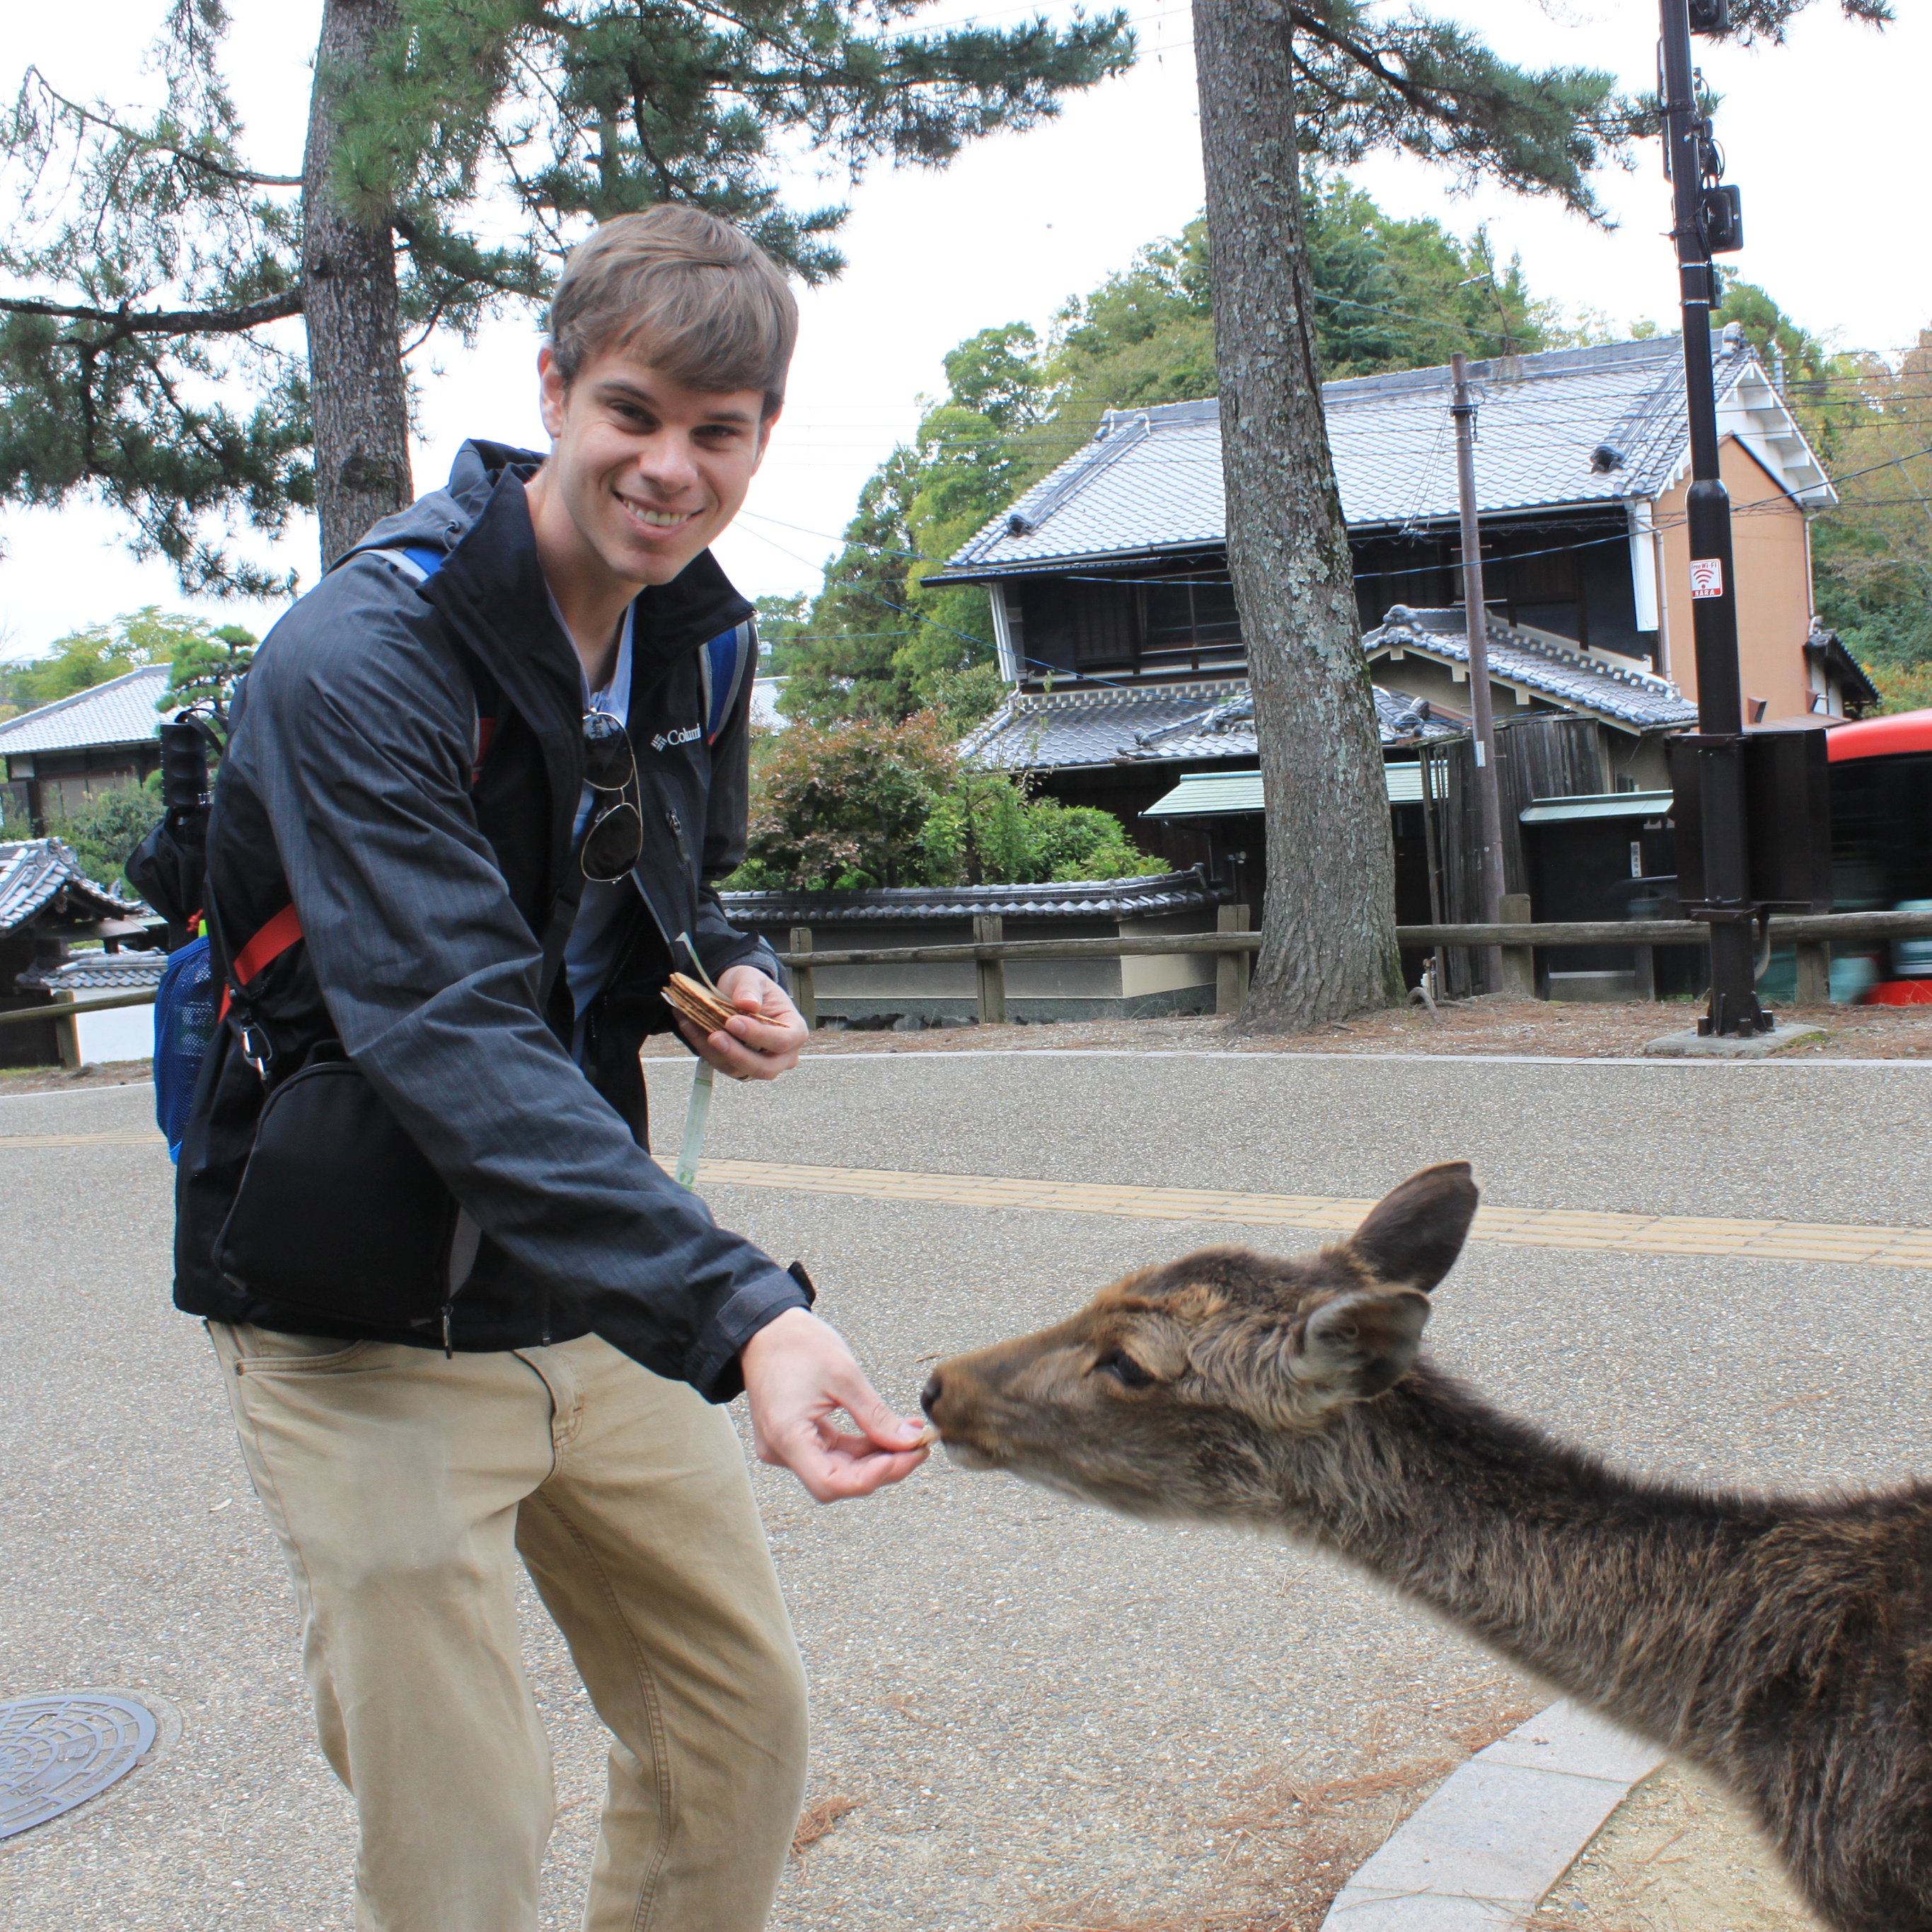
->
[1421, 715, 1613, 995]
[1653, 440, 1816, 722]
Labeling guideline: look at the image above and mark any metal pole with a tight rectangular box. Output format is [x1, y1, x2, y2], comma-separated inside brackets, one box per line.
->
[1450, 352, 1506, 991]
[1660, 0, 1767, 1036]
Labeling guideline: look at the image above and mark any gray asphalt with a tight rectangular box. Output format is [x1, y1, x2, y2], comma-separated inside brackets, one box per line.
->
[1, 1053, 1928, 1931]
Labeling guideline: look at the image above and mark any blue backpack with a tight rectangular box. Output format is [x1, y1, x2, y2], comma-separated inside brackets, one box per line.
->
[154, 935, 216, 1162]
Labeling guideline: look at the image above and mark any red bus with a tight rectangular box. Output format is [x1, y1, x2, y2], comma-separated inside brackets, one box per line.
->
[1827, 708, 1932, 1004]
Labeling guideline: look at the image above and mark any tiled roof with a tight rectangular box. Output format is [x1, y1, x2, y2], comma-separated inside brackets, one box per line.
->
[957, 676, 1462, 773]
[0, 665, 175, 756]
[16, 948, 167, 991]
[935, 336, 1832, 582]
[1365, 606, 1700, 731]
[721, 868, 1218, 927]
[960, 678, 1253, 771]
[0, 840, 144, 935]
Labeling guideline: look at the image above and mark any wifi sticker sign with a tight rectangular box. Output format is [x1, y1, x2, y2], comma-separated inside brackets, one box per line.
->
[1689, 557, 1725, 599]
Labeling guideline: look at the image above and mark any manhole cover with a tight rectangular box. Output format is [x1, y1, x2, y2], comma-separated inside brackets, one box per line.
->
[1, 1694, 157, 1839]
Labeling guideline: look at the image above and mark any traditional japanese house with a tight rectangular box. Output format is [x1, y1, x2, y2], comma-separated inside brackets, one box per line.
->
[932, 332, 1864, 929]
[0, 664, 175, 833]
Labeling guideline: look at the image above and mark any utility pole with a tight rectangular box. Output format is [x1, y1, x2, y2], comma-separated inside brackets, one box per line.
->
[1660, 0, 1769, 1036]
[1451, 352, 1505, 990]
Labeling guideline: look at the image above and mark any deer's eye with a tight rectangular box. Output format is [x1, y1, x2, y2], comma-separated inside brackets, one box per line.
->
[1094, 1346, 1157, 1389]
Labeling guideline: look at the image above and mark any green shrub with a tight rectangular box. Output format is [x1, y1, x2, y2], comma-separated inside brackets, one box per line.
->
[42, 786, 162, 895]
[731, 711, 1162, 891]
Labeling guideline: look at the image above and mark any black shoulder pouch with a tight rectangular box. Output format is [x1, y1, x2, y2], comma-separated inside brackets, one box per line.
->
[213, 1050, 461, 1339]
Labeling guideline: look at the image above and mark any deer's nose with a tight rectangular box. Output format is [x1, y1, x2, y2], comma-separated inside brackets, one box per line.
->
[920, 1374, 942, 1418]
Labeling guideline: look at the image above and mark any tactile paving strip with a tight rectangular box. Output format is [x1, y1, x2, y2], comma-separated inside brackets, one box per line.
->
[4, 1131, 1926, 1271]
[0, 1693, 157, 1839]
[686, 1159, 1932, 1271]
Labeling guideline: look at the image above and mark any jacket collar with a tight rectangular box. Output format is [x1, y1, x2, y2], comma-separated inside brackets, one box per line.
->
[415, 453, 755, 894]
[420, 444, 755, 719]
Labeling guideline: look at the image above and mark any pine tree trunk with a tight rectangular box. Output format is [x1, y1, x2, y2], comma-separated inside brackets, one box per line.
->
[303, 0, 411, 569]
[1192, 0, 1403, 1030]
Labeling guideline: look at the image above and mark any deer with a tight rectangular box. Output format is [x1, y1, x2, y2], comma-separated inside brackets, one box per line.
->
[920, 1162, 1932, 1932]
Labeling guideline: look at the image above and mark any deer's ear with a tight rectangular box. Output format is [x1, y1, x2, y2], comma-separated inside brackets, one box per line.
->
[1290, 1290, 1430, 1400]
[1347, 1162, 1478, 1294]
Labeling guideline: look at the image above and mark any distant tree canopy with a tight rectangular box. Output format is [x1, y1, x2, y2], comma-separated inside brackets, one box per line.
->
[0, 606, 202, 716]
[1809, 328, 1932, 710]
[161, 620, 256, 735]
[775, 175, 1571, 730]
[0, 605, 258, 736]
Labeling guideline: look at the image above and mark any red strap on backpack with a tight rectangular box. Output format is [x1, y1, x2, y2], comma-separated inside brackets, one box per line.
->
[216, 901, 304, 1022]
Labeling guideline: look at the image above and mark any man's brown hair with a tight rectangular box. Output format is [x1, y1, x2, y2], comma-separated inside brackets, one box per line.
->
[548, 206, 797, 418]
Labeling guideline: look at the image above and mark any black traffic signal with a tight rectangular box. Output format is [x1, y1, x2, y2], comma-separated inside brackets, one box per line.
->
[1688, 0, 1731, 31]
[1701, 183, 1744, 253]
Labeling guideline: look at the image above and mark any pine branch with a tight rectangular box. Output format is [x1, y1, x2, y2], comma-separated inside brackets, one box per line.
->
[1288, 7, 1438, 118]
[0, 289, 303, 345]
[21, 66, 302, 190]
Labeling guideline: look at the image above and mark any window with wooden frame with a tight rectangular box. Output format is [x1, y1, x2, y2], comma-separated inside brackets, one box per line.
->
[1141, 569, 1243, 672]
[1072, 580, 1140, 669]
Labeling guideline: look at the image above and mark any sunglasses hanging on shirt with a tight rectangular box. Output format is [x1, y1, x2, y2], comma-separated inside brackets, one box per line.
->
[580, 710, 644, 883]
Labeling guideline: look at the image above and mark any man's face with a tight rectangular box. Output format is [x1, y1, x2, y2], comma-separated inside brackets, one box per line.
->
[536, 343, 774, 587]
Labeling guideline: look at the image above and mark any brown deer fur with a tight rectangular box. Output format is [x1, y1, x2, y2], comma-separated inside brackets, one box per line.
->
[921, 1162, 1932, 1932]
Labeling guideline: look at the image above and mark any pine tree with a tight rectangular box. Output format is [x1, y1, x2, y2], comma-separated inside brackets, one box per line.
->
[161, 622, 257, 735]
[1, 0, 1133, 584]
[1189, 0, 1888, 1034]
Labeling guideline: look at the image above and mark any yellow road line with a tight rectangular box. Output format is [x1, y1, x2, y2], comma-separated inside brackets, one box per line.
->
[693, 1158, 1932, 1271]
[6, 1132, 1922, 1271]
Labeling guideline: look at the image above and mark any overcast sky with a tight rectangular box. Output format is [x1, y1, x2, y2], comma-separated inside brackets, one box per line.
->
[4, 0, 1926, 659]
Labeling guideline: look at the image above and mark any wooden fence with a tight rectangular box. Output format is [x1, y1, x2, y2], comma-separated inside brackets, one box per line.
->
[775, 908, 1932, 1025]
[4, 908, 1928, 1043]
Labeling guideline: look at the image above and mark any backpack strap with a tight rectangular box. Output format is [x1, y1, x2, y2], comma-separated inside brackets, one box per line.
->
[699, 618, 757, 746]
[216, 900, 303, 1025]
[358, 545, 500, 777]
[219, 543, 502, 1021]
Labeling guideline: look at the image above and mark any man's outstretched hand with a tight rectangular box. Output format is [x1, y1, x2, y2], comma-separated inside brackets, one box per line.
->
[679, 964, 808, 1081]
[741, 1306, 929, 1503]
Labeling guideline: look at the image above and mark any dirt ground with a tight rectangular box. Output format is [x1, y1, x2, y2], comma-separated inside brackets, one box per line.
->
[11, 996, 1928, 1100]
[1539, 1763, 1822, 1932]
[643, 995, 1932, 1063]
[990, 1689, 1542, 1932]
[0, 1056, 156, 1097]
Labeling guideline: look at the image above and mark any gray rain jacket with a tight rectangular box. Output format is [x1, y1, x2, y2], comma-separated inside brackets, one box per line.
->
[173, 441, 808, 1399]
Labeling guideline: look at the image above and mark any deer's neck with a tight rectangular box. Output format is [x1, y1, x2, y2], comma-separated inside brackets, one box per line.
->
[1271, 1363, 1802, 1754]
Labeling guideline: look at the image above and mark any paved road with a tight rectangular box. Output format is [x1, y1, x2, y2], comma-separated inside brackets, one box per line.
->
[2, 1053, 1928, 1931]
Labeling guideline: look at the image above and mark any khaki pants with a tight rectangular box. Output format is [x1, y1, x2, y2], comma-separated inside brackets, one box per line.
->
[209, 1323, 809, 1932]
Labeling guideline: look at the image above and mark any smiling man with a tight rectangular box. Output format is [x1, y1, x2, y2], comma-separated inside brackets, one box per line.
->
[173, 209, 926, 1932]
